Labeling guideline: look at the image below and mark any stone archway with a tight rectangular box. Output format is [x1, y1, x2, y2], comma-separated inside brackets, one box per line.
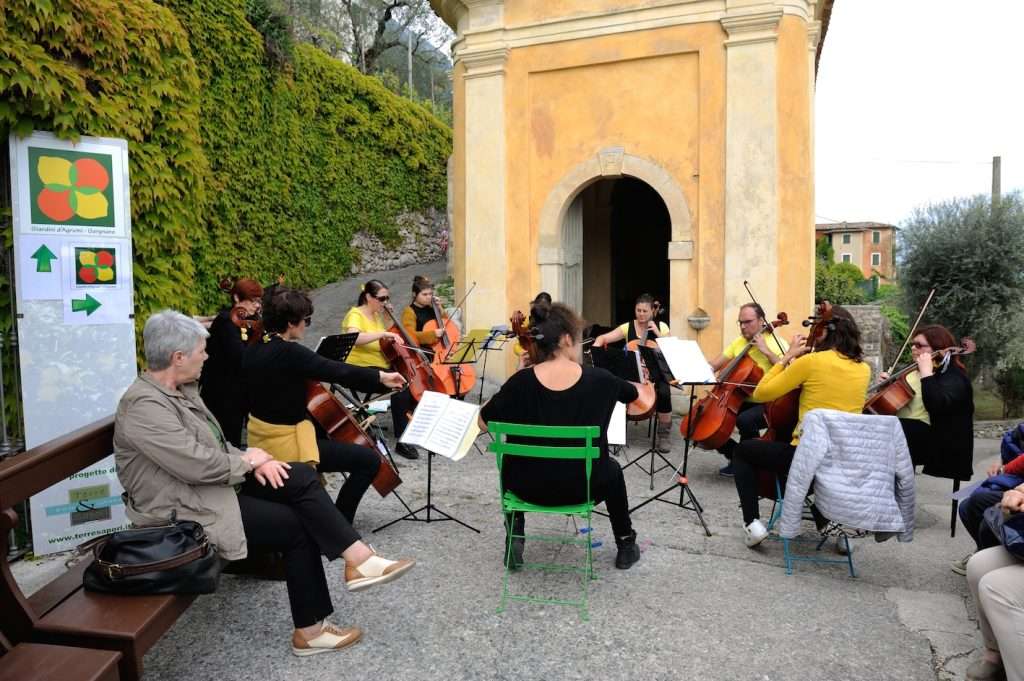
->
[537, 148, 694, 335]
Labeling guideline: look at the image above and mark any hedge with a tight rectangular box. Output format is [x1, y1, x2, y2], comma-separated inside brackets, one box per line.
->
[0, 0, 451, 439]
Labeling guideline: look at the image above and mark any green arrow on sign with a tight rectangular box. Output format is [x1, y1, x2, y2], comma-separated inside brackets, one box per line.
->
[71, 294, 101, 316]
[30, 245, 57, 272]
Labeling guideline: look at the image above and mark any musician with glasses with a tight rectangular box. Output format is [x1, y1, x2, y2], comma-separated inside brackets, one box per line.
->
[244, 287, 406, 524]
[342, 279, 420, 459]
[708, 303, 788, 477]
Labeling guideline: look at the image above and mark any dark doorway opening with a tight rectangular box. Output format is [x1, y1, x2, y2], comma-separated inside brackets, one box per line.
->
[578, 177, 670, 327]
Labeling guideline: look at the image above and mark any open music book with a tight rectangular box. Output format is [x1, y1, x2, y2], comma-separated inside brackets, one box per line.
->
[400, 390, 480, 461]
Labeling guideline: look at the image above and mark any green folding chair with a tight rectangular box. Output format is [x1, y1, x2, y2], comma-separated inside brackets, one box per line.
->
[487, 422, 601, 620]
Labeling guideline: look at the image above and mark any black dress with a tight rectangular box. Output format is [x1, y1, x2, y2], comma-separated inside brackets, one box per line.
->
[919, 365, 974, 480]
[199, 310, 249, 447]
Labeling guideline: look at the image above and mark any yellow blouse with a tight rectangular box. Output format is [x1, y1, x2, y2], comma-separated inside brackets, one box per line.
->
[341, 307, 391, 369]
[752, 349, 870, 444]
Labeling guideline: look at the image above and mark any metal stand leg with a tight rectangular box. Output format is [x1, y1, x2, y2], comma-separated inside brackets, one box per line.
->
[620, 418, 673, 490]
[627, 386, 712, 536]
[373, 452, 480, 533]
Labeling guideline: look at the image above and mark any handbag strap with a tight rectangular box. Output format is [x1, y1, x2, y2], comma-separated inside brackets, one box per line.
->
[92, 537, 211, 579]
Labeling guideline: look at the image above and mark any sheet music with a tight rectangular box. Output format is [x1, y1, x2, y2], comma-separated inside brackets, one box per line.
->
[607, 402, 627, 445]
[400, 390, 480, 460]
[655, 337, 716, 384]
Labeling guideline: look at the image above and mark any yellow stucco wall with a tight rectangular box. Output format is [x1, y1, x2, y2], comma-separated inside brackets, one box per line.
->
[776, 14, 814, 328]
[502, 22, 727, 360]
[505, 0, 686, 27]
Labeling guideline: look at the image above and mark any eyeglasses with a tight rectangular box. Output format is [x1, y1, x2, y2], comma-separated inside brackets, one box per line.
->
[303, 316, 313, 326]
[375, 295, 390, 303]
[910, 342, 930, 349]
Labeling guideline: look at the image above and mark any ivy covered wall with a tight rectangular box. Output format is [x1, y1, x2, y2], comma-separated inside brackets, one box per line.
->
[0, 0, 451, 439]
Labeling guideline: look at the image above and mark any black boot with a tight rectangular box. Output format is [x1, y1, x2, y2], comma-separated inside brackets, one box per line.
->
[395, 443, 420, 460]
[504, 512, 525, 570]
[615, 530, 640, 569]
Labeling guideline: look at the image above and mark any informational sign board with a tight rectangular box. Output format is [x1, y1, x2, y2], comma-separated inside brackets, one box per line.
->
[10, 131, 137, 554]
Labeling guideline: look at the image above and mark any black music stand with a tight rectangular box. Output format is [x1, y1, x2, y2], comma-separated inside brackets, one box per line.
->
[627, 344, 713, 536]
[373, 394, 481, 534]
[619, 347, 674, 490]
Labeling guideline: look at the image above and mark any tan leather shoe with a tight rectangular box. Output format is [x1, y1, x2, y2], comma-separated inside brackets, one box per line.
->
[291, 623, 362, 656]
[345, 549, 416, 592]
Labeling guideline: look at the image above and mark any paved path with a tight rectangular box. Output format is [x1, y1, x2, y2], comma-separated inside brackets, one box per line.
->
[12, 261, 989, 681]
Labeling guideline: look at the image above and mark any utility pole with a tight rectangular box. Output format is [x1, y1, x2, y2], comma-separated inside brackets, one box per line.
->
[992, 155, 1001, 208]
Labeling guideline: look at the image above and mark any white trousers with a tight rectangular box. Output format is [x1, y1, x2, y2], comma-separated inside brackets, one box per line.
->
[967, 546, 1024, 681]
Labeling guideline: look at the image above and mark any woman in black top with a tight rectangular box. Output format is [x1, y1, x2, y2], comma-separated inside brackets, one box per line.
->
[200, 278, 263, 447]
[243, 288, 406, 524]
[479, 302, 642, 570]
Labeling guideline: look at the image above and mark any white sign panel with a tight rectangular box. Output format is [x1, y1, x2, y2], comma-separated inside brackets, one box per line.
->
[10, 131, 137, 553]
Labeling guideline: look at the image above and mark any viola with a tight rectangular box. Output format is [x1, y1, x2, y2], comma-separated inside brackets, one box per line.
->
[306, 381, 401, 497]
[761, 301, 833, 442]
[229, 305, 264, 346]
[380, 303, 439, 402]
[510, 310, 538, 367]
[863, 338, 975, 416]
[424, 295, 476, 396]
[678, 312, 790, 447]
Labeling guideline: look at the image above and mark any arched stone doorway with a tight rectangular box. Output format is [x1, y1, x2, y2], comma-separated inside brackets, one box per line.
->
[538, 149, 693, 335]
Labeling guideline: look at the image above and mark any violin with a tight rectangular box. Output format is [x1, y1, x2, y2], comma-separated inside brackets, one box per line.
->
[510, 310, 538, 367]
[380, 303, 440, 402]
[424, 294, 476, 396]
[761, 301, 833, 442]
[678, 312, 790, 447]
[306, 381, 401, 497]
[863, 337, 976, 416]
[229, 305, 264, 345]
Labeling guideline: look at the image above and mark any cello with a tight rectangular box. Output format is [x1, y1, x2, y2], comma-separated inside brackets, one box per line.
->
[306, 381, 402, 497]
[380, 303, 440, 402]
[424, 294, 476, 396]
[678, 312, 790, 448]
[760, 301, 833, 443]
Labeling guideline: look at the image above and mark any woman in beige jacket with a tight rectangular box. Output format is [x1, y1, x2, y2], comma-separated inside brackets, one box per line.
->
[114, 310, 414, 657]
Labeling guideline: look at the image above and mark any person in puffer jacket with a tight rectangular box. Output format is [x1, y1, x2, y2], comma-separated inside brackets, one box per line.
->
[731, 305, 871, 548]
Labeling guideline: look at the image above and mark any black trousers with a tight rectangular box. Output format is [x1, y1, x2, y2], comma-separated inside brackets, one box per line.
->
[506, 458, 634, 538]
[732, 439, 796, 524]
[315, 438, 380, 524]
[716, 402, 766, 458]
[898, 418, 933, 468]
[655, 380, 672, 415]
[391, 388, 415, 437]
[958, 487, 1004, 551]
[236, 464, 361, 628]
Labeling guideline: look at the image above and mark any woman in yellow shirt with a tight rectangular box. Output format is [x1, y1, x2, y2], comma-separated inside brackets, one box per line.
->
[733, 305, 870, 548]
[342, 280, 419, 459]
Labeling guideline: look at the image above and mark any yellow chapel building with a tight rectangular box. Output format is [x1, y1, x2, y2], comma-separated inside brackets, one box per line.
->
[431, 0, 834, 379]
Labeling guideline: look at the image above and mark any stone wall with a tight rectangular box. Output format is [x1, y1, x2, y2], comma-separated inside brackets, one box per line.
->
[846, 304, 890, 382]
[349, 208, 449, 274]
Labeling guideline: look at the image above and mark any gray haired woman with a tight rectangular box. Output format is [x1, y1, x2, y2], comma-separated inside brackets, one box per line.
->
[114, 310, 414, 656]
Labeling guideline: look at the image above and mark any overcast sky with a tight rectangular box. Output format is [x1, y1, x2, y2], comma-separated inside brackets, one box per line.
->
[814, 0, 1024, 226]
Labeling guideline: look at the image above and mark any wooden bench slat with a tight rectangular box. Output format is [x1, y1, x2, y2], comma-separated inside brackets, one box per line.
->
[0, 643, 121, 681]
[37, 590, 195, 641]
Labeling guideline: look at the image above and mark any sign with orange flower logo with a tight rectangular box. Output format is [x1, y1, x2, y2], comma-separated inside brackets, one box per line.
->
[29, 147, 116, 228]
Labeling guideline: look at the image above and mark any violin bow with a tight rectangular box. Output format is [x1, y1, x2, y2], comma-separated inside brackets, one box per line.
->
[448, 280, 477, 331]
[887, 287, 935, 375]
[742, 280, 787, 354]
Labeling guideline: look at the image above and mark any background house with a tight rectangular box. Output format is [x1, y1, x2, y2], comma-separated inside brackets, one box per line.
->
[815, 221, 897, 281]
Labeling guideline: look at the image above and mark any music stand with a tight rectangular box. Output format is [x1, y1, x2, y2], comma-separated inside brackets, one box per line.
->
[627, 340, 714, 536]
[441, 328, 491, 399]
[620, 347, 674, 489]
[374, 394, 481, 534]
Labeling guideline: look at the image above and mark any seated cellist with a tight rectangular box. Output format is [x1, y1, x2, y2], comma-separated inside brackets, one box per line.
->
[709, 303, 788, 478]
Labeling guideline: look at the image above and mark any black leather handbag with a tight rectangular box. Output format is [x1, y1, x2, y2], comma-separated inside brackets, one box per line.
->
[82, 518, 220, 595]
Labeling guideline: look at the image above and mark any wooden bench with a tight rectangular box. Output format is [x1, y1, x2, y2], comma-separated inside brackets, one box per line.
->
[0, 631, 121, 681]
[0, 418, 194, 681]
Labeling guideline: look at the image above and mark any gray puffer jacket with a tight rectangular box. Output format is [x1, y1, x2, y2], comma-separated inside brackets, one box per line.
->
[780, 409, 915, 540]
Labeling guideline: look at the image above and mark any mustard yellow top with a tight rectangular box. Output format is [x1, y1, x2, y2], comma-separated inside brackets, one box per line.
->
[894, 370, 930, 425]
[341, 307, 391, 369]
[246, 416, 319, 464]
[722, 334, 790, 374]
[752, 349, 871, 444]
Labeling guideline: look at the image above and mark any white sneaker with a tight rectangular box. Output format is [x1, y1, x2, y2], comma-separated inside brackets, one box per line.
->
[744, 519, 769, 548]
[951, 552, 974, 576]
